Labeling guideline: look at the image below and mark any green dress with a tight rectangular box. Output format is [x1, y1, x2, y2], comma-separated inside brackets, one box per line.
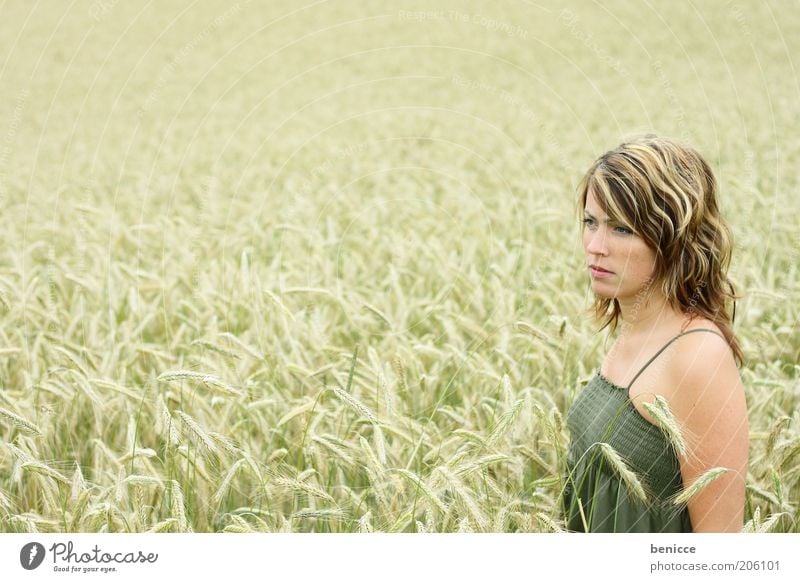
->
[561, 328, 726, 533]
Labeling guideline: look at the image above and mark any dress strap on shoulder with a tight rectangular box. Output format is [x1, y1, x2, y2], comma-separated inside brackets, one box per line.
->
[626, 328, 727, 390]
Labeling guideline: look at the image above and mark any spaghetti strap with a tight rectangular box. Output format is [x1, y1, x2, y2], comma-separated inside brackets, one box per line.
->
[626, 328, 727, 390]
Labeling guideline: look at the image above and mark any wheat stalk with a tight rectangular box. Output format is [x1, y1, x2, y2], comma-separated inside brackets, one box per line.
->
[175, 410, 218, 456]
[391, 355, 408, 393]
[148, 518, 179, 533]
[168, 480, 188, 531]
[395, 468, 448, 514]
[212, 459, 245, 507]
[642, 395, 688, 458]
[0, 406, 42, 436]
[362, 302, 392, 326]
[271, 476, 336, 504]
[331, 385, 377, 422]
[486, 399, 524, 447]
[454, 454, 509, 478]
[264, 290, 296, 321]
[191, 339, 242, 360]
[597, 442, 649, 503]
[291, 508, 345, 520]
[672, 467, 730, 506]
[535, 512, 566, 533]
[158, 370, 242, 397]
[123, 475, 165, 488]
[434, 465, 487, 530]
[217, 332, 265, 360]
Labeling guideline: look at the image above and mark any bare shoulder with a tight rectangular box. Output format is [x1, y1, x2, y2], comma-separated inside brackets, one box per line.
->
[668, 318, 744, 410]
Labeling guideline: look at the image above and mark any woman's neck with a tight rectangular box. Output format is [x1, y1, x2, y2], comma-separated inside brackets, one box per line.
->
[617, 290, 683, 339]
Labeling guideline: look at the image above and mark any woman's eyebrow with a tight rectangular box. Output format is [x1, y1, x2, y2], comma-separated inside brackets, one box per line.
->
[583, 211, 614, 223]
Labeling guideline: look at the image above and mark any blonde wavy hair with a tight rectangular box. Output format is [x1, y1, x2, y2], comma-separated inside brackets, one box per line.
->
[577, 134, 744, 367]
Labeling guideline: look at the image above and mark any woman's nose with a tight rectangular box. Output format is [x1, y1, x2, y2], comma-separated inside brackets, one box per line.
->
[586, 228, 608, 255]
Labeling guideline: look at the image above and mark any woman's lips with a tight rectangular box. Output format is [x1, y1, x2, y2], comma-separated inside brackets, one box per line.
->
[589, 266, 614, 278]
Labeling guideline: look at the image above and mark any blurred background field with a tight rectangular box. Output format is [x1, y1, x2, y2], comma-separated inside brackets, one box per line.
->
[0, 0, 798, 532]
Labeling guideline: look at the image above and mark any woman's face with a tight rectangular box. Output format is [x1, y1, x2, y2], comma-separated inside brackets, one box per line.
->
[583, 187, 658, 300]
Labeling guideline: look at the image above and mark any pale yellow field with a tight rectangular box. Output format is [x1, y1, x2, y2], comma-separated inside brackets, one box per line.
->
[0, 0, 798, 532]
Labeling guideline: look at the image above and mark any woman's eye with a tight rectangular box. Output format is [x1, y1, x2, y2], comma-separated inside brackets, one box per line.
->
[614, 226, 633, 234]
[582, 218, 595, 227]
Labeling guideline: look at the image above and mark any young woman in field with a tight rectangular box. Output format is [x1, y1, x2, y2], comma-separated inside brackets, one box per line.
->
[561, 135, 749, 532]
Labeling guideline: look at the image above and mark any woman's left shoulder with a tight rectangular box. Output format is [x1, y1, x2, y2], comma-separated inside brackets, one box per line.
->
[669, 318, 743, 404]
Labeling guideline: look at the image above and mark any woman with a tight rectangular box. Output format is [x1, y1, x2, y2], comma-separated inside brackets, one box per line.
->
[561, 135, 749, 532]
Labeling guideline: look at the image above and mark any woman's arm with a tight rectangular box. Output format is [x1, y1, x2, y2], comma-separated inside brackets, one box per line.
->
[669, 335, 750, 532]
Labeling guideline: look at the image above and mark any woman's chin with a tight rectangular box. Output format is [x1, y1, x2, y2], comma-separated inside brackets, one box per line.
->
[590, 281, 619, 299]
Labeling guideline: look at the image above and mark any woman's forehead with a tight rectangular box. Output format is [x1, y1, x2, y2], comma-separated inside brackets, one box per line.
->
[585, 184, 632, 224]
[584, 187, 609, 215]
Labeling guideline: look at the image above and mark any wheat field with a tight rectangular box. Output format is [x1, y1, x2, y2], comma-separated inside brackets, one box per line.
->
[0, 0, 798, 533]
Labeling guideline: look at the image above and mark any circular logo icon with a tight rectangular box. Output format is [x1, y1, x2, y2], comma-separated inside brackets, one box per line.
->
[20, 542, 46, 570]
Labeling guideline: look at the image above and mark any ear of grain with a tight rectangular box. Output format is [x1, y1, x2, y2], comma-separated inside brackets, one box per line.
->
[21, 461, 70, 485]
[70, 462, 86, 502]
[743, 505, 762, 532]
[766, 416, 791, 455]
[452, 428, 487, 448]
[457, 517, 474, 532]
[175, 410, 217, 457]
[191, 339, 242, 360]
[331, 385, 377, 423]
[671, 467, 730, 506]
[777, 436, 800, 471]
[291, 508, 345, 520]
[597, 442, 649, 504]
[174, 445, 212, 483]
[212, 459, 245, 508]
[454, 454, 509, 478]
[52, 345, 92, 377]
[755, 511, 788, 533]
[148, 518, 179, 533]
[69, 489, 94, 531]
[390, 355, 408, 393]
[515, 321, 548, 341]
[277, 398, 315, 427]
[434, 465, 487, 530]
[532, 404, 560, 452]
[217, 332, 265, 360]
[357, 510, 374, 532]
[240, 451, 264, 481]
[535, 512, 565, 533]
[271, 476, 336, 504]
[209, 432, 241, 457]
[394, 468, 447, 514]
[0, 488, 13, 513]
[158, 370, 242, 397]
[157, 395, 179, 445]
[123, 475, 165, 488]
[642, 395, 688, 458]
[67, 369, 103, 407]
[363, 302, 392, 326]
[114, 467, 128, 506]
[312, 435, 355, 466]
[493, 498, 520, 531]
[168, 480, 188, 531]
[487, 399, 524, 447]
[264, 290, 296, 321]
[90, 378, 141, 400]
[388, 509, 413, 533]
[358, 436, 391, 514]
[7, 443, 34, 463]
[0, 406, 43, 436]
